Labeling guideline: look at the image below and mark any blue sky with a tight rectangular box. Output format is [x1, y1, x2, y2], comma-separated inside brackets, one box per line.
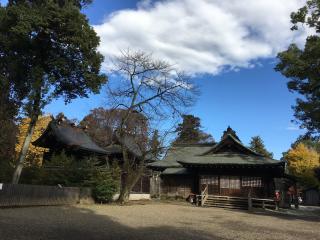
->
[1, 0, 307, 158]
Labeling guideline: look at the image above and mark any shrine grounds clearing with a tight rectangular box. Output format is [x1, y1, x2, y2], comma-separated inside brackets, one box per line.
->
[0, 202, 319, 240]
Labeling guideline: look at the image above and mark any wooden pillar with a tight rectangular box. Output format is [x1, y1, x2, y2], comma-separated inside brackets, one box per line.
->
[248, 188, 252, 211]
[294, 182, 299, 209]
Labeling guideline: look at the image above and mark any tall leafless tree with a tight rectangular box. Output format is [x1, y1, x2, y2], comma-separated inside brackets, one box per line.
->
[107, 49, 197, 203]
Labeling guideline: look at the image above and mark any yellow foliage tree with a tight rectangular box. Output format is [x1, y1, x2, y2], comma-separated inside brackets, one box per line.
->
[285, 143, 320, 187]
[15, 116, 52, 167]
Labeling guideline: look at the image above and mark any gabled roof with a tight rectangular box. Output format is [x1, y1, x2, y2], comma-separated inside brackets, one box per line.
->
[33, 121, 108, 155]
[148, 127, 282, 171]
[200, 134, 260, 156]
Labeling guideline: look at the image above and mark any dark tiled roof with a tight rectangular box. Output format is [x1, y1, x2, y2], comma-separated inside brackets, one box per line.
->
[33, 121, 108, 155]
[161, 167, 190, 175]
[149, 127, 282, 171]
[147, 143, 215, 170]
[177, 153, 283, 166]
[147, 160, 182, 169]
[114, 132, 143, 158]
[104, 144, 122, 154]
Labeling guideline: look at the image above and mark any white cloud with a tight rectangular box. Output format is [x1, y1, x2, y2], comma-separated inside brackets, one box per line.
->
[94, 0, 310, 75]
[286, 124, 300, 131]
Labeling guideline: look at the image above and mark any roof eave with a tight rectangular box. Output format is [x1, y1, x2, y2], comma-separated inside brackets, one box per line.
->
[177, 161, 285, 168]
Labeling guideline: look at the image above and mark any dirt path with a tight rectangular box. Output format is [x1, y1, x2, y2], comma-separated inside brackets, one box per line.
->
[0, 203, 319, 240]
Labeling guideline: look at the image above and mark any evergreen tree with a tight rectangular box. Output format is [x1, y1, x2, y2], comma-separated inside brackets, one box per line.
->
[0, 1, 107, 183]
[149, 130, 163, 160]
[173, 115, 213, 144]
[275, 0, 320, 137]
[249, 136, 274, 158]
[292, 135, 320, 153]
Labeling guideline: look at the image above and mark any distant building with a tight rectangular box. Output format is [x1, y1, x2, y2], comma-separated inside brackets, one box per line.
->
[33, 116, 109, 160]
[33, 116, 152, 195]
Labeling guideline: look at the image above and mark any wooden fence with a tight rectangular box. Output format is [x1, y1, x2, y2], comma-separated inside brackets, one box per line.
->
[0, 184, 80, 207]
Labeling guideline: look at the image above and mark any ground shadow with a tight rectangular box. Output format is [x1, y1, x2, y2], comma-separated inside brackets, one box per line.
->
[248, 207, 320, 222]
[0, 205, 226, 240]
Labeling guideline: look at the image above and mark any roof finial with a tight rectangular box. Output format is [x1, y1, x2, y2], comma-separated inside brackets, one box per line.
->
[221, 126, 241, 142]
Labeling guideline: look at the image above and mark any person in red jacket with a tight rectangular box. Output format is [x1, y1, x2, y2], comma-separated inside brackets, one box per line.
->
[274, 190, 281, 210]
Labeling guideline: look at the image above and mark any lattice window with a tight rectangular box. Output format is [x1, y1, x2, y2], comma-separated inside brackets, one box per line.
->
[229, 177, 240, 189]
[241, 177, 262, 187]
[220, 176, 240, 189]
[200, 176, 219, 185]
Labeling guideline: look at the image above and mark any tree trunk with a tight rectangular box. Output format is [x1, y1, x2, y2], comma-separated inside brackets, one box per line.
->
[117, 148, 144, 204]
[117, 170, 143, 204]
[117, 179, 130, 204]
[12, 94, 41, 184]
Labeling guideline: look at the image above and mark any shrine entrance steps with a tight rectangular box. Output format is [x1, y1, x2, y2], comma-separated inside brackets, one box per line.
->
[202, 195, 276, 210]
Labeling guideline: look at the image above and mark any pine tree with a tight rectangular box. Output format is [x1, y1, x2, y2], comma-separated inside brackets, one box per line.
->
[149, 130, 163, 160]
[249, 136, 274, 158]
[276, 0, 320, 137]
[173, 115, 213, 144]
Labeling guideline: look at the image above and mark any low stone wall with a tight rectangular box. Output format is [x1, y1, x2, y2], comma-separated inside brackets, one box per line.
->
[112, 193, 151, 201]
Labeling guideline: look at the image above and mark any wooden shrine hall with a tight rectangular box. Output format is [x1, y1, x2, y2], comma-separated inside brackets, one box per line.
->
[148, 127, 287, 208]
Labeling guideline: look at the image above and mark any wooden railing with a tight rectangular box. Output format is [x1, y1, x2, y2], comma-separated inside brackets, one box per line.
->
[251, 198, 276, 209]
[200, 185, 208, 206]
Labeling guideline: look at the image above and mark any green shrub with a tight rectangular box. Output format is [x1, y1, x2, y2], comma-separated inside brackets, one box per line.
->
[88, 164, 120, 203]
[92, 173, 119, 203]
[19, 166, 44, 185]
[0, 160, 13, 183]
[19, 151, 121, 203]
[44, 151, 120, 202]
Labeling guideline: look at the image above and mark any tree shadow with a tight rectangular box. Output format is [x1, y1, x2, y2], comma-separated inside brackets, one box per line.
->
[214, 218, 319, 240]
[201, 207, 320, 239]
[0, 205, 226, 240]
[247, 207, 320, 222]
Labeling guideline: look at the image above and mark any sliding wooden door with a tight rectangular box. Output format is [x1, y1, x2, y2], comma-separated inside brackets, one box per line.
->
[220, 176, 241, 196]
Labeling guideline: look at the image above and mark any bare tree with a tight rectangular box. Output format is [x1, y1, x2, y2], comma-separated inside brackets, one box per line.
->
[107, 49, 197, 203]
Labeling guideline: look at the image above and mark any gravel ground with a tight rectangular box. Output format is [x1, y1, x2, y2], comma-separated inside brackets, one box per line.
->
[0, 202, 319, 240]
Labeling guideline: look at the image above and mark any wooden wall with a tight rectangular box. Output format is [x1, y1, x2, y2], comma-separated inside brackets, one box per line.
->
[0, 184, 80, 207]
[131, 175, 150, 194]
[160, 176, 194, 198]
[303, 189, 320, 206]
